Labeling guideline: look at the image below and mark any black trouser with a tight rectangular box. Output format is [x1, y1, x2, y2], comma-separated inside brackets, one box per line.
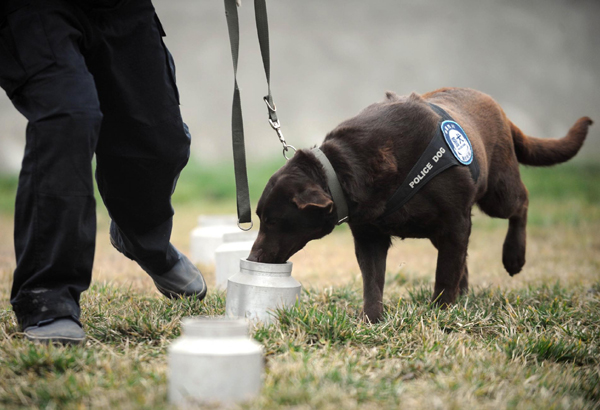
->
[0, 0, 190, 329]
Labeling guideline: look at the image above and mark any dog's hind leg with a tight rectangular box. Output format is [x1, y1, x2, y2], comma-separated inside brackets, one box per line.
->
[351, 227, 391, 322]
[478, 172, 529, 276]
[502, 190, 528, 276]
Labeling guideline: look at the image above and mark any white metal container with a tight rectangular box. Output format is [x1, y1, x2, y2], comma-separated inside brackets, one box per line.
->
[189, 215, 240, 265]
[226, 259, 301, 324]
[215, 231, 258, 288]
[168, 317, 263, 406]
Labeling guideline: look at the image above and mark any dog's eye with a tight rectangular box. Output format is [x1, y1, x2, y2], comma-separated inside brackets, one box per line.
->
[262, 217, 278, 226]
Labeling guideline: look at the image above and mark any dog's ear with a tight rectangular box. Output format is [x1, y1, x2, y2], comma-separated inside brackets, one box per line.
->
[385, 91, 400, 101]
[292, 186, 334, 213]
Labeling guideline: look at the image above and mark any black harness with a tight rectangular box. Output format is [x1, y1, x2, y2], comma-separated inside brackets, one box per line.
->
[313, 103, 479, 224]
[380, 103, 480, 219]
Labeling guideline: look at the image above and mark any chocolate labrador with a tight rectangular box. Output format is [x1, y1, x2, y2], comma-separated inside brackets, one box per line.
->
[247, 87, 592, 322]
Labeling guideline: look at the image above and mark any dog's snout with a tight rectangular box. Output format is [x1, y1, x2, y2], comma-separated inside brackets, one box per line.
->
[247, 249, 262, 263]
[247, 237, 288, 264]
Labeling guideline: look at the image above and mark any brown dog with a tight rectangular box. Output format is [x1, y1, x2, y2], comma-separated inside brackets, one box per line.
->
[247, 87, 592, 322]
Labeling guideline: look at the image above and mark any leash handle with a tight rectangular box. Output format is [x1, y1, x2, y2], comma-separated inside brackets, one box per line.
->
[254, 0, 277, 125]
[224, 0, 289, 228]
[224, 0, 252, 227]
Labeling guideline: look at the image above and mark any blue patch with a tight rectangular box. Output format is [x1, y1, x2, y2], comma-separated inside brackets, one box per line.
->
[441, 120, 473, 165]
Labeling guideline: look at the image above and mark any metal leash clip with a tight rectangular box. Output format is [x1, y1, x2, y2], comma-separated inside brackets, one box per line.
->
[237, 220, 253, 231]
[264, 97, 296, 160]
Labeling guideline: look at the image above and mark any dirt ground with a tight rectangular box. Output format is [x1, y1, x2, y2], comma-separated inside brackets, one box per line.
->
[1, 204, 598, 309]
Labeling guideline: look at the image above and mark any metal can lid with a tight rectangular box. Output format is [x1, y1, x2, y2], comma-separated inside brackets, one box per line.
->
[181, 317, 249, 338]
[240, 259, 293, 275]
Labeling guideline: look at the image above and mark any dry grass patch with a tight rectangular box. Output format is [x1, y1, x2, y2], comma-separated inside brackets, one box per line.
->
[0, 162, 599, 409]
[1, 282, 597, 409]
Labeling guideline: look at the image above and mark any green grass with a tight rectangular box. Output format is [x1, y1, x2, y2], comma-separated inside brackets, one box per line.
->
[520, 163, 600, 205]
[0, 282, 598, 409]
[171, 159, 283, 206]
[0, 161, 598, 408]
[0, 158, 284, 215]
[0, 160, 598, 216]
[510, 163, 600, 227]
[0, 174, 18, 215]
[172, 161, 600, 212]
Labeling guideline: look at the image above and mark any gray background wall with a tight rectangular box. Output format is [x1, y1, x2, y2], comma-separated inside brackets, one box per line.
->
[0, 0, 598, 172]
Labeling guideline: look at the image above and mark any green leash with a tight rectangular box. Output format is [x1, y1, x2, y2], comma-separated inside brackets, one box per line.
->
[224, 0, 294, 231]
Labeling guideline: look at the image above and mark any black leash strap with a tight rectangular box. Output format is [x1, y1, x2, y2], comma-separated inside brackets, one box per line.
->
[380, 103, 480, 219]
[224, 0, 251, 229]
[254, 0, 277, 125]
[224, 0, 288, 230]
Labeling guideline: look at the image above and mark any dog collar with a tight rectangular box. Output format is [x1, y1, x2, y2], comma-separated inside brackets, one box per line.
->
[310, 147, 349, 225]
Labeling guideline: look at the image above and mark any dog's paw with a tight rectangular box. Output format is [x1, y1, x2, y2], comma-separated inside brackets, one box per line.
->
[502, 247, 525, 276]
[502, 236, 526, 276]
[431, 288, 457, 307]
[359, 308, 382, 323]
[503, 257, 524, 276]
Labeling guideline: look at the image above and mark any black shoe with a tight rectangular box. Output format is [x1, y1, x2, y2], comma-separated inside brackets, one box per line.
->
[149, 250, 207, 299]
[110, 222, 207, 300]
[24, 318, 86, 345]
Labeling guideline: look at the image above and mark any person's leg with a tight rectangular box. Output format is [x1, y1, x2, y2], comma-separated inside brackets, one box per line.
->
[86, 1, 205, 295]
[0, 0, 102, 332]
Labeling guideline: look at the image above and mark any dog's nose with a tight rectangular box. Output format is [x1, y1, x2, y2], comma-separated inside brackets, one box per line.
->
[247, 250, 261, 262]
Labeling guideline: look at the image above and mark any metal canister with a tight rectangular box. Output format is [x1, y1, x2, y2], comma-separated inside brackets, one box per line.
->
[215, 230, 258, 288]
[189, 215, 240, 265]
[168, 317, 263, 406]
[226, 259, 301, 324]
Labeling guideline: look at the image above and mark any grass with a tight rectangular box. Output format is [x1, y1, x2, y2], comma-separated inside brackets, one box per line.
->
[0, 283, 598, 409]
[0, 158, 284, 215]
[0, 161, 598, 409]
[0, 174, 18, 215]
[0, 160, 598, 216]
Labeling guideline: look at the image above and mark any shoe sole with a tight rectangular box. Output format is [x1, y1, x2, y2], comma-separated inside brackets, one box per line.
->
[154, 281, 207, 301]
[25, 334, 87, 346]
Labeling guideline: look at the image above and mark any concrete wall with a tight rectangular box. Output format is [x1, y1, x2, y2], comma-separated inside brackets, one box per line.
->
[0, 0, 598, 172]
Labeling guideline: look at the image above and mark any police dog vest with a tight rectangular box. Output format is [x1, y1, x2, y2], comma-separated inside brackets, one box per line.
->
[381, 103, 480, 218]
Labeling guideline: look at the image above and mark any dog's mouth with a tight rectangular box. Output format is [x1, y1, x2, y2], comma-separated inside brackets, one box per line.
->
[246, 249, 289, 264]
[247, 241, 304, 264]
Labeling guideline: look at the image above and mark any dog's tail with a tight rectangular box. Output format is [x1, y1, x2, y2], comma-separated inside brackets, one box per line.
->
[510, 117, 592, 166]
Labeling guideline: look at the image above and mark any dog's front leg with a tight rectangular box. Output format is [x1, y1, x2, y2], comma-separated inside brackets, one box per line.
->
[431, 216, 472, 306]
[431, 237, 469, 297]
[352, 228, 391, 322]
